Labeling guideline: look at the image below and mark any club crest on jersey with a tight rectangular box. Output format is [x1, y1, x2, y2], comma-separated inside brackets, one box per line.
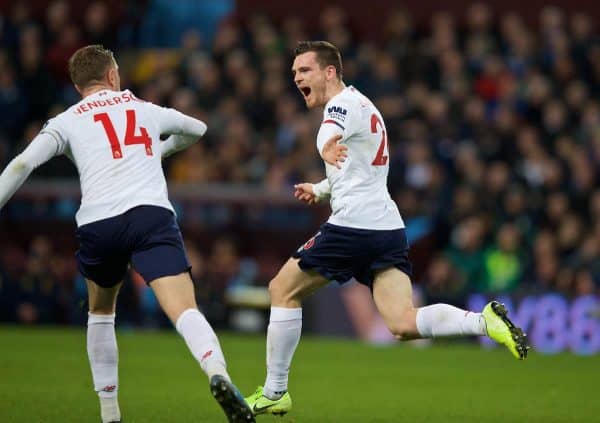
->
[327, 105, 347, 122]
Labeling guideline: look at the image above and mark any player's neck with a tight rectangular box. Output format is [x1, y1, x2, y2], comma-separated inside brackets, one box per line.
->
[323, 80, 346, 105]
[80, 84, 117, 99]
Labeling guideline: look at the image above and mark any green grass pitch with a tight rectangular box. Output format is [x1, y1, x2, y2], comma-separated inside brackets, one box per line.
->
[0, 326, 597, 422]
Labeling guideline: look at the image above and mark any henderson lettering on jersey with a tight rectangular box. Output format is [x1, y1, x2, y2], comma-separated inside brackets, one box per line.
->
[73, 91, 144, 115]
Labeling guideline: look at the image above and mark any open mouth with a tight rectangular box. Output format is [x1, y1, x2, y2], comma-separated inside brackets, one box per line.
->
[300, 86, 311, 98]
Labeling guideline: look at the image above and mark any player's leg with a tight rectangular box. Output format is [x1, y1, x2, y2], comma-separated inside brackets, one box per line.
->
[372, 267, 486, 340]
[86, 279, 122, 423]
[77, 214, 129, 423]
[267, 258, 329, 395]
[130, 206, 253, 421]
[246, 258, 329, 415]
[149, 272, 229, 380]
[149, 272, 254, 422]
[125, 206, 230, 380]
[372, 267, 529, 358]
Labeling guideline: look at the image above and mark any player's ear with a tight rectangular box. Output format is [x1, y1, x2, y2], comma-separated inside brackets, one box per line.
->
[74, 84, 83, 96]
[326, 65, 337, 81]
[107, 67, 116, 87]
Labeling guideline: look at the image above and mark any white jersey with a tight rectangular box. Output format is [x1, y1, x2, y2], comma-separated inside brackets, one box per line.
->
[41, 89, 193, 226]
[316, 86, 404, 230]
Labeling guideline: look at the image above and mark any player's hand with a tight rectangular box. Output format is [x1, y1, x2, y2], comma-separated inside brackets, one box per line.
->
[294, 183, 320, 205]
[321, 134, 347, 169]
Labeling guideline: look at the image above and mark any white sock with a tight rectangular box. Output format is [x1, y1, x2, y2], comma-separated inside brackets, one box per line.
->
[175, 308, 230, 381]
[263, 307, 302, 400]
[416, 304, 487, 337]
[87, 313, 120, 423]
[99, 397, 120, 423]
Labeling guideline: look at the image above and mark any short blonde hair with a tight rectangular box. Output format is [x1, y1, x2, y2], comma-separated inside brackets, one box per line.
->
[68, 45, 115, 88]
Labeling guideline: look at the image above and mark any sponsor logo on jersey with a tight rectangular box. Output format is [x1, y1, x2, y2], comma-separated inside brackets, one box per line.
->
[326, 105, 348, 123]
[327, 106, 347, 115]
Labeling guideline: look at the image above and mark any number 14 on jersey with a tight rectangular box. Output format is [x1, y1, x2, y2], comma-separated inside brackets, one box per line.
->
[94, 110, 153, 159]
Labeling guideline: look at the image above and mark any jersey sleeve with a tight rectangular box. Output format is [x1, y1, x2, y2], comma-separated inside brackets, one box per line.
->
[317, 97, 356, 155]
[144, 103, 207, 137]
[312, 178, 331, 200]
[160, 134, 199, 158]
[0, 133, 59, 209]
[39, 117, 68, 155]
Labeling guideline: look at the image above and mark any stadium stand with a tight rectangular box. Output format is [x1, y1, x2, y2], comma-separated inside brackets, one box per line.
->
[0, 1, 598, 327]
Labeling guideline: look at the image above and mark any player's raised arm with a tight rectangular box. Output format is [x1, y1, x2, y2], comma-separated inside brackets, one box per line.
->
[145, 103, 207, 158]
[160, 133, 202, 158]
[158, 111, 207, 158]
[0, 133, 61, 209]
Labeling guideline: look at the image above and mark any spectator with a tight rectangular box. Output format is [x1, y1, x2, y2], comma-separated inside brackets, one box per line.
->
[14, 236, 65, 324]
[445, 216, 487, 291]
[480, 223, 526, 293]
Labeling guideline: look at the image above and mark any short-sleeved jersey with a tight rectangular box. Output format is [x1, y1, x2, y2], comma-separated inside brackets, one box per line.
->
[41, 89, 189, 226]
[317, 86, 404, 230]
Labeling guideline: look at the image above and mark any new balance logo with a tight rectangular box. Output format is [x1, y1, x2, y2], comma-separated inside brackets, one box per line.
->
[201, 350, 213, 362]
[101, 385, 116, 393]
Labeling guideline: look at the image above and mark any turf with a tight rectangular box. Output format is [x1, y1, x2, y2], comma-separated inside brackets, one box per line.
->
[0, 326, 597, 422]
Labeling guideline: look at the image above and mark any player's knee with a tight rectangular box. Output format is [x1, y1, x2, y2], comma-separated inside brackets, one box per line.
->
[268, 277, 285, 301]
[386, 309, 418, 341]
[388, 322, 411, 341]
[268, 277, 296, 305]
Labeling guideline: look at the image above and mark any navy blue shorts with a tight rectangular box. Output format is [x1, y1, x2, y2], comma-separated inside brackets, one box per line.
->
[292, 223, 412, 287]
[76, 206, 190, 288]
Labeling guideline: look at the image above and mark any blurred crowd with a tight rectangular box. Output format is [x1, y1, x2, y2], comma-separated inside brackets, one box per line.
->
[0, 233, 257, 326]
[1, 1, 599, 325]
